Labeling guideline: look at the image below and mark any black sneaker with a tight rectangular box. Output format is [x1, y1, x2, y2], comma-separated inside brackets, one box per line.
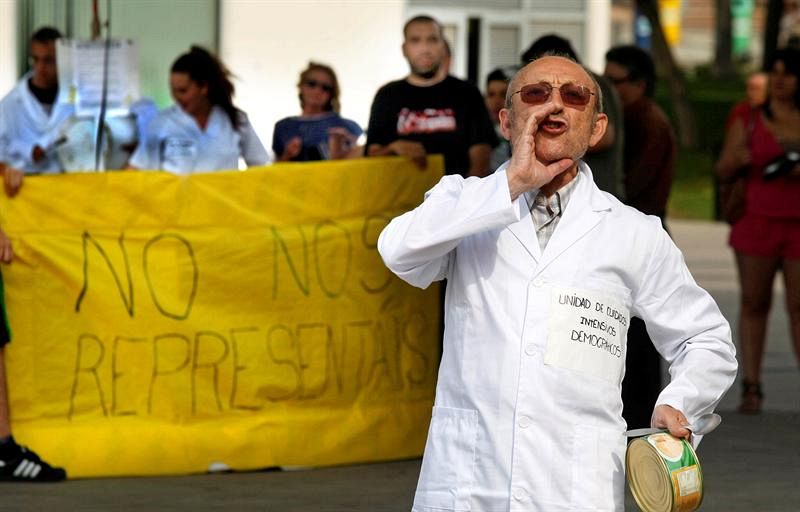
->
[0, 443, 67, 482]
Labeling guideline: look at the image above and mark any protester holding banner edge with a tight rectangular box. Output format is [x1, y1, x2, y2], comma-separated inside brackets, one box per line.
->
[273, 62, 363, 162]
[0, 225, 67, 482]
[365, 15, 497, 177]
[0, 25, 69, 483]
[0, 27, 74, 197]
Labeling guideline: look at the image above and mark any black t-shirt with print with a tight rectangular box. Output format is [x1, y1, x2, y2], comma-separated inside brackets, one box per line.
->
[366, 76, 497, 177]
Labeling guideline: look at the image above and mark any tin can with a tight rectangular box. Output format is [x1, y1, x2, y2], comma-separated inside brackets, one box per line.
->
[625, 432, 703, 512]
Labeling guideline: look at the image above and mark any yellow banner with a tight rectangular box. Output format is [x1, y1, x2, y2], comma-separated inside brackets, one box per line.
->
[0, 157, 442, 478]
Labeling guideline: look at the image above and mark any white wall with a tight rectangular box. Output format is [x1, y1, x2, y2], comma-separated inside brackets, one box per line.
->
[0, 0, 18, 96]
[584, 0, 611, 73]
[408, 0, 611, 88]
[220, 0, 409, 156]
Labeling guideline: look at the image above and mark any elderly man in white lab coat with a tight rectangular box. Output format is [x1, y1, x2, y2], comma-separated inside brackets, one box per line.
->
[378, 55, 737, 511]
[0, 27, 73, 197]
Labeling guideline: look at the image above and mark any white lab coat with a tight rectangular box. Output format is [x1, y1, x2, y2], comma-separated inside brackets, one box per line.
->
[0, 72, 74, 173]
[378, 162, 737, 512]
[130, 105, 269, 174]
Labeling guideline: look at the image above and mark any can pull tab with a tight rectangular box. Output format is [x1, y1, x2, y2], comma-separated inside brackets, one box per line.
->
[624, 413, 722, 437]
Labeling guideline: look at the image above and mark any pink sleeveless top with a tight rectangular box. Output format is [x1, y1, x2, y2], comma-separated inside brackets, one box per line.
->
[741, 109, 800, 218]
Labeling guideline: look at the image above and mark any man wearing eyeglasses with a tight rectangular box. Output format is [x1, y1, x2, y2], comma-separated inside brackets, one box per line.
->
[604, 45, 675, 227]
[605, 45, 678, 436]
[365, 15, 497, 178]
[521, 34, 626, 201]
[0, 27, 74, 198]
[378, 55, 735, 511]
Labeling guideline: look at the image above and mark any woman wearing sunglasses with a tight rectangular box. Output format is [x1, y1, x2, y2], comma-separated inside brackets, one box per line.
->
[272, 62, 363, 162]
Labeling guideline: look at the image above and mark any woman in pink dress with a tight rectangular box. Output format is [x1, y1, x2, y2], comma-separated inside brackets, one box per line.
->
[715, 47, 800, 414]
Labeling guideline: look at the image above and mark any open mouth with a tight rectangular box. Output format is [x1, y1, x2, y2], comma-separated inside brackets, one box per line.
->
[540, 117, 567, 135]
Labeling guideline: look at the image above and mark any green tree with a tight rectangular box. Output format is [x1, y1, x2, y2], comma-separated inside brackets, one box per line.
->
[763, 0, 785, 67]
[636, 0, 697, 148]
[714, 0, 736, 77]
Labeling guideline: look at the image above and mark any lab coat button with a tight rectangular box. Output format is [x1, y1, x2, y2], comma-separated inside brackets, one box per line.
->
[524, 343, 536, 356]
[532, 277, 545, 287]
[512, 487, 526, 501]
[518, 415, 532, 428]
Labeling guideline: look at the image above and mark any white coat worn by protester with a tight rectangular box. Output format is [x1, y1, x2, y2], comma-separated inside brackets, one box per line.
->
[129, 105, 268, 174]
[378, 162, 737, 512]
[0, 72, 74, 173]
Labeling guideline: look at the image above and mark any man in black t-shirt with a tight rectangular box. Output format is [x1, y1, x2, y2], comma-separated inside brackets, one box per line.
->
[366, 15, 497, 178]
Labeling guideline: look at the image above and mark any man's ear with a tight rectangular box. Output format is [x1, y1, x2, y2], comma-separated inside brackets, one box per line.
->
[498, 108, 513, 141]
[589, 113, 608, 148]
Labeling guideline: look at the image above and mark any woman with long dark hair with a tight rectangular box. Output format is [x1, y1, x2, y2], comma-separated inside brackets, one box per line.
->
[716, 47, 800, 414]
[130, 46, 268, 173]
[272, 62, 362, 162]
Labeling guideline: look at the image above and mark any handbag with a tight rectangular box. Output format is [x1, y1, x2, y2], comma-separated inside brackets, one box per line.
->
[719, 171, 747, 224]
[717, 107, 757, 225]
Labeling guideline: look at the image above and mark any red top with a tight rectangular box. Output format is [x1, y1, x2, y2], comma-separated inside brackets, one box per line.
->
[726, 101, 754, 130]
[737, 107, 800, 218]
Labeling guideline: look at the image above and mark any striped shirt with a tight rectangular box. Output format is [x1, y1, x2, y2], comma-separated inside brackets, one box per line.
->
[524, 173, 580, 251]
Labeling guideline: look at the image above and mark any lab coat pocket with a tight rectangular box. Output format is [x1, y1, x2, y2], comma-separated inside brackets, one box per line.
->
[161, 137, 198, 173]
[414, 406, 478, 511]
[570, 424, 626, 511]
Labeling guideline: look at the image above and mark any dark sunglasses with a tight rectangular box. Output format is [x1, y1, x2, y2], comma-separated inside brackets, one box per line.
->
[303, 79, 334, 93]
[512, 82, 595, 107]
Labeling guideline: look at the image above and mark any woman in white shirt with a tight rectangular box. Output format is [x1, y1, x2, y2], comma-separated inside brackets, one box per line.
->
[129, 46, 268, 174]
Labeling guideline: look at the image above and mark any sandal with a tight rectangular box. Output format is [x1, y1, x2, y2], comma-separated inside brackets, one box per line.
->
[737, 380, 763, 415]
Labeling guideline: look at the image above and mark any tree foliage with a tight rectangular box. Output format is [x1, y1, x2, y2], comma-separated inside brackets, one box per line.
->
[763, 0, 785, 68]
[714, 0, 735, 77]
[636, 0, 697, 148]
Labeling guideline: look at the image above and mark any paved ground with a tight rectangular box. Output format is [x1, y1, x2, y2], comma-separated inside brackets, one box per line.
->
[2, 219, 798, 511]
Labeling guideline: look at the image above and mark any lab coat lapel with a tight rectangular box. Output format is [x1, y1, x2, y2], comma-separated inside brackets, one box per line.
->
[538, 165, 611, 271]
[18, 75, 48, 129]
[506, 194, 542, 263]
[174, 106, 203, 137]
[47, 101, 73, 133]
[17, 73, 74, 145]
